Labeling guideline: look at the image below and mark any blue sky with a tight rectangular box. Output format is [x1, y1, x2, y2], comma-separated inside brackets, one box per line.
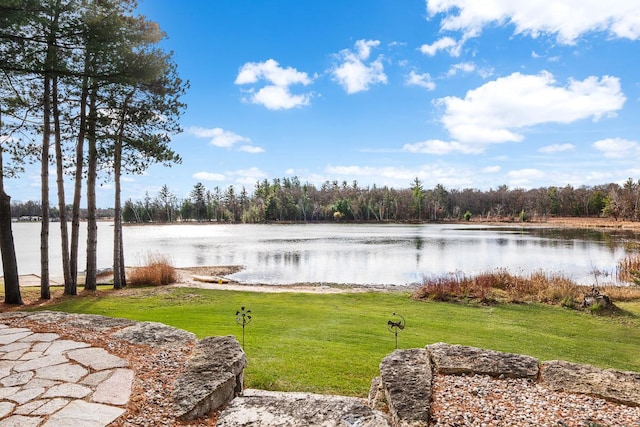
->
[9, 0, 640, 207]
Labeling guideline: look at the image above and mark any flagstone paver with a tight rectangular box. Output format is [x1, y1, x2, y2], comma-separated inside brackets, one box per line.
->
[0, 322, 133, 426]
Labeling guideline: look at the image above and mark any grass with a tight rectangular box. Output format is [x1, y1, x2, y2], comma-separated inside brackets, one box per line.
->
[13, 285, 640, 398]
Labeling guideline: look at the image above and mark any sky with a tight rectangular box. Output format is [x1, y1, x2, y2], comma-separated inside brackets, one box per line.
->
[8, 0, 640, 207]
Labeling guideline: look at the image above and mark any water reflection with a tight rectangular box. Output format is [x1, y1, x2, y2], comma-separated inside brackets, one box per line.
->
[5, 222, 639, 287]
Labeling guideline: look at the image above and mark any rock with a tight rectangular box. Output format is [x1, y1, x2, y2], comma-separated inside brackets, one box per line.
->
[217, 388, 391, 427]
[427, 342, 539, 379]
[7, 311, 135, 330]
[379, 349, 432, 427]
[172, 335, 247, 420]
[368, 376, 387, 412]
[541, 360, 640, 407]
[112, 321, 197, 348]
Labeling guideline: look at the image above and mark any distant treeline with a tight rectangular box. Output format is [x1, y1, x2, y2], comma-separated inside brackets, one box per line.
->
[11, 201, 115, 220]
[118, 177, 640, 223]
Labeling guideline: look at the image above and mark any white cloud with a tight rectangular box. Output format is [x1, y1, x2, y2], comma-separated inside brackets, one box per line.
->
[332, 39, 387, 94]
[437, 71, 626, 144]
[593, 137, 640, 158]
[324, 164, 474, 188]
[229, 167, 268, 185]
[539, 143, 575, 154]
[403, 139, 484, 154]
[188, 126, 251, 148]
[482, 166, 501, 173]
[406, 71, 436, 90]
[426, 0, 640, 44]
[446, 62, 493, 78]
[506, 168, 546, 186]
[251, 85, 311, 110]
[235, 59, 313, 110]
[238, 145, 264, 154]
[193, 171, 225, 181]
[419, 36, 461, 56]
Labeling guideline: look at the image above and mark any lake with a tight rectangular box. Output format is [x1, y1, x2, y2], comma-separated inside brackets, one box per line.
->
[5, 222, 638, 287]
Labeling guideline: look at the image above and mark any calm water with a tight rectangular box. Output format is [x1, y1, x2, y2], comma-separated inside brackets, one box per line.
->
[6, 222, 638, 286]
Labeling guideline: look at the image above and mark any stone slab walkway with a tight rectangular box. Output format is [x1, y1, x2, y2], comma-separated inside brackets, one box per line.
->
[0, 323, 133, 426]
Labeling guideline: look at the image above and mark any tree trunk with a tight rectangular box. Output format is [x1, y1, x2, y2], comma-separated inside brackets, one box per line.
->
[53, 76, 73, 294]
[0, 143, 22, 305]
[70, 65, 89, 288]
[113, 118, 123, 289]
[84, 82, 98, 291]
[40, 74, 51, 300]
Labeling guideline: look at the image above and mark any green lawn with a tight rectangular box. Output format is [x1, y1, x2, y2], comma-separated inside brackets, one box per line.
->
[33, 287, 640, 397]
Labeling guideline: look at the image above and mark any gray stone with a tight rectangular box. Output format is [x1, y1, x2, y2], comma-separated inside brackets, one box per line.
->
[368, 376, 388, 412]
[7, 387, 45, 404]
[13, 353, 66, 372]
[112, 321, 197, 347]
[0, 415, 43, 426]
[427, 342, 539, 379]
[30, 398, 70, 415]
[0, 342, 31, 353]
[0, 332, 32, 345]
[42, 400, 125, 427]
[0, 401, 15, 418]
[43, 340, 90, 356]
[172, 335, 247, 420]
[35, 362, 88, 382]
[1, 370, 34, 387]
[41, 383, 92, 399]
[81, 370, 113, 387]
[217, 389, 391, 427]
[1, 348, 29, 361]
[541, 360, 640, 406]
[18, 333, 59, 343]
[12, 311, 134, 331]
[379, 349, 431, 427]
[91, 368, 134, 405]
[14, 399, 48, 416]
[66, 347, 128, 371]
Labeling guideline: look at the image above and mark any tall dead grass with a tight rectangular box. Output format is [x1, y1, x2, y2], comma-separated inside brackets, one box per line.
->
[616, 254, 640, 284]
[128, 253, 178, 287]
[412, 269, 584, 305]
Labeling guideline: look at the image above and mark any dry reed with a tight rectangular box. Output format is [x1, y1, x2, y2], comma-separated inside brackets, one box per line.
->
[128, 253, 178, 287]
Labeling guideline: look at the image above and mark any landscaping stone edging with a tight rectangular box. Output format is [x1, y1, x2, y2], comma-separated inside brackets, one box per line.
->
[376, 343, 640, 427]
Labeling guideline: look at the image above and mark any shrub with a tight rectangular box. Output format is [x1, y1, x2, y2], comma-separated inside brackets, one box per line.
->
[464, 211, 472, 221]
[617, 254, 640, 284]
[128, 253, 178, 287]
[412, 269, 581, 306]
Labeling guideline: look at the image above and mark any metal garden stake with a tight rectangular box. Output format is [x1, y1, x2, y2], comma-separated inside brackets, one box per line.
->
[387, 312, 405, 350]
[235, 307, 252, 350]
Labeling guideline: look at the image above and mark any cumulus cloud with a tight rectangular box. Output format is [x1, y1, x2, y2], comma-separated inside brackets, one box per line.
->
[419, 36, 461, 56]
[229, 167, 268, 185]
[482, 166, 501, 173]
[426, 0, 640, 44]
[188, 126, 263, 153]
[406, 71, 436, 90]
[593, 137, 640, 158]
[332, 39, 387, 94]
[403, 139, 484, 154]
[539, 143, 576, 154]
[235, 59, 313, 110]
[437, 71, 626, 144]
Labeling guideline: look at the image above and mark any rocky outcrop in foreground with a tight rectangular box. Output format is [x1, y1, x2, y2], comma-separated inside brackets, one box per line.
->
[374, 343, 640, 426]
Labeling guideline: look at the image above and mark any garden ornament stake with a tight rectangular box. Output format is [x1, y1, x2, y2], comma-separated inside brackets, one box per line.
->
[235, 307, 252, 350]
[387, 312, 405, 350]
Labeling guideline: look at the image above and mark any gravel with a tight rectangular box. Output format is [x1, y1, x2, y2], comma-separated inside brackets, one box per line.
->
[429, 373, 640, 427]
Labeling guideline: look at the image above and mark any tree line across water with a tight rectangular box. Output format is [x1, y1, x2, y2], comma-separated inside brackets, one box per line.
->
[1, 1, 186, 304]
[118, 176, 640, 224]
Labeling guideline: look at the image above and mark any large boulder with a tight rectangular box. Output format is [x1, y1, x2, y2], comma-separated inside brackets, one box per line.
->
[172, 335, 247, 420]
[379, 349, 432, 427]
[541, 360, 640, 407]
[217, 389, 390, 427]
[427, 343, 539, 379]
